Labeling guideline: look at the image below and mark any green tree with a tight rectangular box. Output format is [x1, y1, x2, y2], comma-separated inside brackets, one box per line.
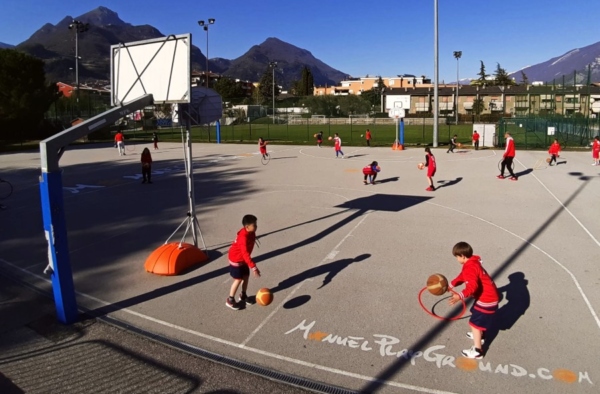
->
[214, 77, 245, 102]
[472, 97, 485, 121]
[300, 95, 339, 117]
[0, 49, 59, 139]
[471, 61, 489, 86]
[337, 95, 371, 117]
[259, 66, 281, 104]
[493, 63, 514, 86]
[520, 70, 529, 85]
[292, 66, 314, 97]
[361, 76, 387, 108]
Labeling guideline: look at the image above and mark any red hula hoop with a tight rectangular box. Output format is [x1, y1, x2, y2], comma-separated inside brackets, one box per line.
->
[418, 287, 467, 321]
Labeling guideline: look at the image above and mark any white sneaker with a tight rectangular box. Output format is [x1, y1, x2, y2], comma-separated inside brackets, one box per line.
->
[461, 346, 483, 359]
[466, 332, 485, 344]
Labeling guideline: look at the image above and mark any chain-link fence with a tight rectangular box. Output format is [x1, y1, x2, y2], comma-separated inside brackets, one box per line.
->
[497, 116, 600, 149]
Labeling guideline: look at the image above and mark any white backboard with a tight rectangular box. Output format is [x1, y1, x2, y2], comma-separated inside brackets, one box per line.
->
[111, 34, 191, 105]
[385, 95, 411, 110]
[388, 108, 405, 118]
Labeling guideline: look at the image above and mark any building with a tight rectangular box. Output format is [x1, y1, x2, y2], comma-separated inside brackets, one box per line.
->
[383, 84, 600, 117]
[314, 75, 443, 96]
[56, 82, 110, 98]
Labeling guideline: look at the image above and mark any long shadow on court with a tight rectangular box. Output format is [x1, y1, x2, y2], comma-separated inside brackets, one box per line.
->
[271, 253, 370, 294]
[485, 272, 530, 348]
[437, 177, 463, 188]
[359, 177, 591, 393]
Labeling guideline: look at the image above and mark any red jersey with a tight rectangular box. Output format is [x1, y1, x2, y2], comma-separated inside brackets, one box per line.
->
[548, 142, 560, 155]
[504, 137, 515, 158]
[593, 140, 600, 154]
[472, 132, 480, 142]
[114, 132, 124, 142]
[334, 137, 342, 151]
[362, 164, 380, 175]
[450, 255, 499, 314]
[365, 131, 372, 140]
[228, 228, 257, 270]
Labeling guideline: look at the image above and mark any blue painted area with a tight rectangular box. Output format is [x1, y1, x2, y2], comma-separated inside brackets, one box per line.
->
[400, 118, 405, 145]
[216, 120, 221, 144]
[40, 171, 79, 324]
[156, 118, 173, 127]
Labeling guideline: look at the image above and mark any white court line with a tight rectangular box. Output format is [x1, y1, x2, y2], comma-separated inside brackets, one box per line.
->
[240, 213, 370, 347]
[0, 257, 456, 394]
[515, 158, 600, 249]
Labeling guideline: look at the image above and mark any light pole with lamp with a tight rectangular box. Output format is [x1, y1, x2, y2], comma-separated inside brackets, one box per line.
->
[68, 20, 89, 117]
[269, 61, 278, 124]
[197, 19, 215, 88]
[453, 51, 462, 124]
[433, 0, 439, 147]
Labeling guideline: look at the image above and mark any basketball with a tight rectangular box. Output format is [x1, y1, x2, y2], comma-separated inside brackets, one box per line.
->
[256, 288, 273, 306]
[328, 136, 333, 141]
[360, 134, 364, 137]
[418, 162, 425, 170]
[458, 143, 462, 148]
[546, 157, 551, 163]
[313, 133, 317, 138]
[376, 166, 381, 171]
[427, 274, 448, 296]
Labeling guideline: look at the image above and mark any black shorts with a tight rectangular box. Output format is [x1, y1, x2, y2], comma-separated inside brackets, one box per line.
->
[229, 264, 250, 279]
[469, 306, 495, 331]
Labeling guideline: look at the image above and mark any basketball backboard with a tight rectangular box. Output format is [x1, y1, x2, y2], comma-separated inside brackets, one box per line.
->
[111, 34, 191, 106]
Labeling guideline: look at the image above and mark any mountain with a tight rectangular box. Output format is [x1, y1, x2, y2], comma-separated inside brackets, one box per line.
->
[16, 6, 208, 82]
[220, 37, 347, 89]
[0, 42, 15, 49]
[510, 40, 600, 84]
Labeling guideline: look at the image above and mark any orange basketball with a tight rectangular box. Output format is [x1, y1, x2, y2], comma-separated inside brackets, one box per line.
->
[376, 166, 381, 171]
[546, 157, 551, 163]
[457, 143, 462, 148]
[417, 162, 425, 170]
[256, 288, 273, 306]
[427, 274, 448, 296]
[328, 136, 333, 141]
[313, 133, 317, 138]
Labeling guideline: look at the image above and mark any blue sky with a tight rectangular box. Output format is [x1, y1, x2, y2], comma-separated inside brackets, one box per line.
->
[1, 0, 599, 82]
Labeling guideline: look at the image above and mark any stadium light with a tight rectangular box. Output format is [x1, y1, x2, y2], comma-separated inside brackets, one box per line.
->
[68, 20, 89, 116]
[198, 19, 216, 88]
[433, 0, 439, 147]
[269, 62, 278, 124]
[454, 51, 462, 124]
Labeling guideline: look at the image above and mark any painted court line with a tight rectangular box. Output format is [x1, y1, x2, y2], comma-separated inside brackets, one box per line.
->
[239, 213, 370, 347]
[0, 257, 456, 394]
[515, 158, 600, 249]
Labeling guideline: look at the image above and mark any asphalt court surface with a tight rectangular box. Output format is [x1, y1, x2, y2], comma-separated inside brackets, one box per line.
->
[1, 140, 600, 394]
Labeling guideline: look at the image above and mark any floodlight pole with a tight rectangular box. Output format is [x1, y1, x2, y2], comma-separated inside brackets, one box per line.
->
[454, 51, 462, 124]
[269, 61, 278, 124]
[69, 20, 89, 117]
[197, 19, 215, 88]
[433, 0, 439, 147]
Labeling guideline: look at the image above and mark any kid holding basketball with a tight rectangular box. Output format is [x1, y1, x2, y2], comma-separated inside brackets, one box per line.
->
[424, 147, 436, 191]
[227, 214, 261, 310]
[333, 133, 344, 158]
[362, 161, 380, 185]
[447, 135, 457, 153]
[316, 131, 323, 148]
[448, 241, 499, 359]
[548, 138, 561, 166]
[498, 132, 518, 180]
[592, 136, 600, 166]
[258, 137, 269, 160]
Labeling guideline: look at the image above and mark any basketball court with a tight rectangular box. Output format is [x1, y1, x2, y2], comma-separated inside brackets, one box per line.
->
[2, 33, 600, 394]
[1, 141, 599, 394]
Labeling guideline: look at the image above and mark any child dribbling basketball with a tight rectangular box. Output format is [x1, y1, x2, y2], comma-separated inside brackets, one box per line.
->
[226, 215, 261, 310]
[362, 161, 380, 185]
[424, 147, 436, 191]
[258, 137, 268, 160]
[548, 138, 561, 166]
[448, 242, 499, 359]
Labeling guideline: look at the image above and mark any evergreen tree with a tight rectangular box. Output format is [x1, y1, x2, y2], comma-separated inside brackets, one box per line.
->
[520, 70, 529, 85]
[214, 77, 245, 102]
[473, 61, 489, 86]
[472, 97, 484, 121]
[259, 65, 280, 104]
[494, 63, 514, 86]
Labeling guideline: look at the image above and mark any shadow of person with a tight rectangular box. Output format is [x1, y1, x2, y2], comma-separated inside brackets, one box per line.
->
[485, 272, 530, 349]
[436, 177, 463, 188]
[270, 253, 370, 294]
[515, 168, 533, 177]
[377, 177, 399, 184]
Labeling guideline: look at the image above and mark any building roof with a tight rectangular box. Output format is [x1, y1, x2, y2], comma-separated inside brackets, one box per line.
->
[384, 84, 600, 96]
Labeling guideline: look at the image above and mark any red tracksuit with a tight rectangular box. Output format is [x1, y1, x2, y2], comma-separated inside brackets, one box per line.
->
[228, 228, 257, 270]
[593, 140, 600, 159]
[425, 152, 436, 177]
[504, 137, 516, 158]
[548, 142, 560, 155]
[450, 255, 499, 314]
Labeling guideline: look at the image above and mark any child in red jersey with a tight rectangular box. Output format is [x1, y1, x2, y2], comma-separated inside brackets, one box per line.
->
[548, 139, 561, 166]
[258, 137, 268, 160]
[141, 147, 153, 184]
[448, 242, 499, 359]
[362, 161, 380, 185]
[365, 129, 372, 147]
[498, 132, 518, 180]
[226, 215, 261, 310]
[592, 136, 600, 166]
[333, 133, 344, 158]
[424, 147, 436, 191]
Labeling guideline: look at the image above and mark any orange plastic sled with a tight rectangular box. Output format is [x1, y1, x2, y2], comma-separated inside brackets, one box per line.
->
[144, 242, 209, 276]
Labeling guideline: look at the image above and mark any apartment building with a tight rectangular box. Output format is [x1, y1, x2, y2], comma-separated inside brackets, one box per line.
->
[314, 75, 433, 96]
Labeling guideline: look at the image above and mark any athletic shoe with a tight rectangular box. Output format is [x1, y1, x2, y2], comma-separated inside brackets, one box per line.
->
[496, 175, 505, 179]
[462, 346, 483, 359]
[425, 186, 435, 191]
[363, 180, 368, 185]
[226, 297, 240, 310]
[510, 176, 518, 181]
[371, 181, 376, 185]
[240, 293, 255, 306]
[466, 332, 485, 345]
